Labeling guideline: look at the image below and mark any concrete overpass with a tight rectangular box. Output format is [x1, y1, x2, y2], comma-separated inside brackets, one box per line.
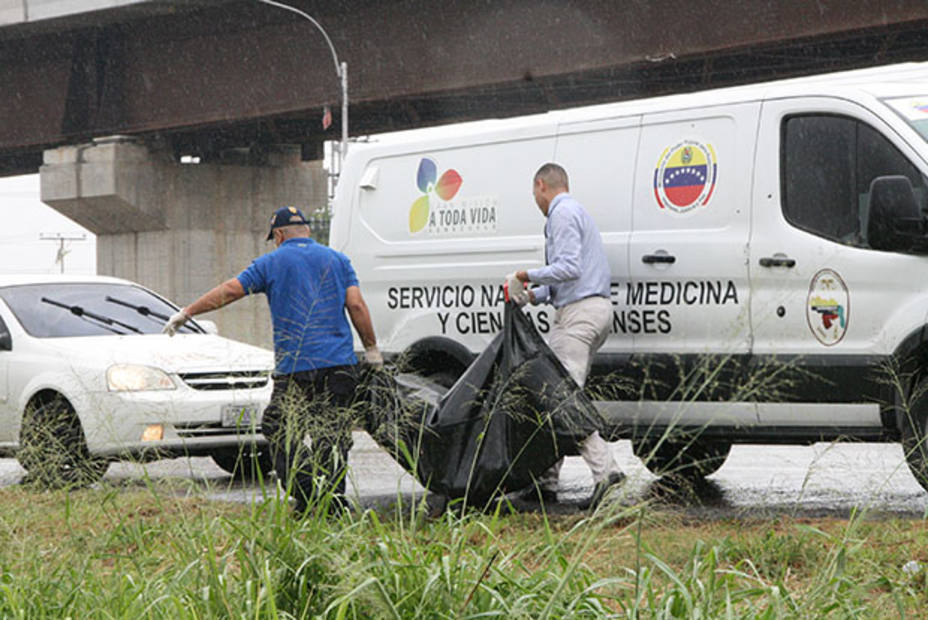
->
[4, 0, 928, 347]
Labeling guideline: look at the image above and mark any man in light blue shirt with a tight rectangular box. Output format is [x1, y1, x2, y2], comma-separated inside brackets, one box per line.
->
[506, 162, 624, 511]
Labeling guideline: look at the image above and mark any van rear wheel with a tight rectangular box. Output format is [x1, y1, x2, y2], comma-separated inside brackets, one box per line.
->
[18, 395, 108, 488]
[634, 436, 731, 482]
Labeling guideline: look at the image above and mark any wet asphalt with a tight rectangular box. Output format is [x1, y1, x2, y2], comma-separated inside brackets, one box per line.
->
[0, 433, 925, 519]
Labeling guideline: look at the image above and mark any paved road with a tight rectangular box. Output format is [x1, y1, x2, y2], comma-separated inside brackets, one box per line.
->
[0, 434, 925, 518]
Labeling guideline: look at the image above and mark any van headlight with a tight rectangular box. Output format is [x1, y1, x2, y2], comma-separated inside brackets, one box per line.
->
[107, 364, 176, 391]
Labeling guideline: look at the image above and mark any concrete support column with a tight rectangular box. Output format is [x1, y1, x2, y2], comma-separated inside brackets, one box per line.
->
[39, 137, 327, 349]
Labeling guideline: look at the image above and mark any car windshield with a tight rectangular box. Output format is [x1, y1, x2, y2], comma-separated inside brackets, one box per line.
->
[884, 96, 928, 142]
[0, 282, 204, 338]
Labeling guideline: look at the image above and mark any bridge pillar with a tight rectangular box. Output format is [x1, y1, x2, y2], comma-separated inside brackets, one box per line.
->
[39, 137, 327, 349]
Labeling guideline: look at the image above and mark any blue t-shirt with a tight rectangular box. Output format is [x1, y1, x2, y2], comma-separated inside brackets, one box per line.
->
[237, 238, 359, 374]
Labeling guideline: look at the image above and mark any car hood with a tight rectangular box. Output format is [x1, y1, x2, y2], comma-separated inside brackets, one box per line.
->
[37, 333, 274, 374]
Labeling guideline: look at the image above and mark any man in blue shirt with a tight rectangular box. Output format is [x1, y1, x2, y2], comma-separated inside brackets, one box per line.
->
[163, 206, 381, 516]
[506, 163, 624, 511]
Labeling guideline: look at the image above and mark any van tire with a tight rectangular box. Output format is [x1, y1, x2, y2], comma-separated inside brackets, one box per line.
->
[17, 394, 108, 488]
[900, 375, 928, 492]
[634, 436, 731, 482]
[397, 337, 472, 389]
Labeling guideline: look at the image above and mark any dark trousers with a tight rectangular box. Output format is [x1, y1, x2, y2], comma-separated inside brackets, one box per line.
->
[261, 365, 358, 511]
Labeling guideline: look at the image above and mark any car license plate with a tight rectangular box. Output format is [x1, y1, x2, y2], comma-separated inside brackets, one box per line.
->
[221, 404, 259, 428]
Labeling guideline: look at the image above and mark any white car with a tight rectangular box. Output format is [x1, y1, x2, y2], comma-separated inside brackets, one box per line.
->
[0, 274, 274, 486]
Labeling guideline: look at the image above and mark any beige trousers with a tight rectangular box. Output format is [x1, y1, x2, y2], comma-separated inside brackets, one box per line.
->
[538, 295, 621, 491]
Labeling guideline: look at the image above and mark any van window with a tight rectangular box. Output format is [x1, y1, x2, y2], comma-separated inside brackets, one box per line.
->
[782, 114, 928, 248]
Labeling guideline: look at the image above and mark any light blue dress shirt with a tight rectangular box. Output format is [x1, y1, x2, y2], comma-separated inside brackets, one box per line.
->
[528, 193, 611, 309]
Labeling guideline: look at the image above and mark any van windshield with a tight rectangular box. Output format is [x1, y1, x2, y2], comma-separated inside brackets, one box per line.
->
[884, 96, 928, 141]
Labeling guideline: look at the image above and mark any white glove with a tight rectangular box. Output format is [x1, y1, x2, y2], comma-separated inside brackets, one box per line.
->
[162, 309, 191, 337]
[504, 272, 529, 307]
[363, 345, 384, 367]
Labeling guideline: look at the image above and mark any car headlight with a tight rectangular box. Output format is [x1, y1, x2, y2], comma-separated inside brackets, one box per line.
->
[106, 364, 176, 391]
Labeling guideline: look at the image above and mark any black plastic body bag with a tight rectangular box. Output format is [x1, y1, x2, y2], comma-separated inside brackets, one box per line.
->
[364, 301, 606, 507]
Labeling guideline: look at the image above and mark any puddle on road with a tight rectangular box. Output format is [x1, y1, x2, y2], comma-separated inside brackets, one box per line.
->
[0, 438, 924, 518]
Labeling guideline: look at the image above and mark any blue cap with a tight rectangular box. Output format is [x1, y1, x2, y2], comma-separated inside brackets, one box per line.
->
[266, 206, 310, 240]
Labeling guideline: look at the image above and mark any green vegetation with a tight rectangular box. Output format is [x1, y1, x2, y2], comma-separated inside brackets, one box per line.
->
[0, 480, 926, 618]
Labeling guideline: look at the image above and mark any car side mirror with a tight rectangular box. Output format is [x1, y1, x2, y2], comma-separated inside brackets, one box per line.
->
[867, 175, 925, 251]
[197, 319, 219, 335]
[0, 331, 11, 351]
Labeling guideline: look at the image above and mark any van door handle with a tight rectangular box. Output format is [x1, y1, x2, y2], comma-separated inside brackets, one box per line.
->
[642, 254, 676, 264]
[759, 256, 796, 268]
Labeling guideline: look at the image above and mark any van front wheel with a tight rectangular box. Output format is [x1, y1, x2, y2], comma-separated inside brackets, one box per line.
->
[900, 375, 928, 492]
[397, 338, 471, 389]
[634, 436, 731, 482]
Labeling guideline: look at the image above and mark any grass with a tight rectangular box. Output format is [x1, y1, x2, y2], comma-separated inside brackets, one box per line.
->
[5, 346, 928, 617]
[0, 479, 926, 618]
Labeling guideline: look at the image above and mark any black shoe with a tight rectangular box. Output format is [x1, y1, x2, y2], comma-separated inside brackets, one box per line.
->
[578, 472, 625, 511]
[425, 492, 449, 519]
[515, 486, 557, 504]
[538, 488, 558, 504]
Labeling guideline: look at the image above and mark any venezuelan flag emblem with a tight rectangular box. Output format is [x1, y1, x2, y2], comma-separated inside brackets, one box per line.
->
[653, 140, 718, 214]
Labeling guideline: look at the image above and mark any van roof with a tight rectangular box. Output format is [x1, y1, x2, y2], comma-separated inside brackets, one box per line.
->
[350, 61, 928, 148]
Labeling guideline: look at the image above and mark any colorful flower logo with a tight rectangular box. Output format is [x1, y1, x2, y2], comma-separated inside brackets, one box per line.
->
[409, 158, 463, 233]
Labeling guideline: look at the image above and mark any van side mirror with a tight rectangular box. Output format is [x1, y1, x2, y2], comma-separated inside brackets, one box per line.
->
[867, 175, 925, 252]
[0, 331, 11, 351]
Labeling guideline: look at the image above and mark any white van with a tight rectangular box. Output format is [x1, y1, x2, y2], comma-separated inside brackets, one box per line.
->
[331, 62, 928, 490]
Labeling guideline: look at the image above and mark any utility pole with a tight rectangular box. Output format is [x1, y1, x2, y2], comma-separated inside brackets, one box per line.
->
[39, 233, 86, 274]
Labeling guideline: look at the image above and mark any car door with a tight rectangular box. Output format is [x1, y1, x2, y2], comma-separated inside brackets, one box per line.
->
[750, 97, 928, 429]
[626, 102, 759, 425]
[0, 310, 12, 445]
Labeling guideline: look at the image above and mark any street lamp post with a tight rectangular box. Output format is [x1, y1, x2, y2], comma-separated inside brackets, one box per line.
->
[257, 0, 349, 166]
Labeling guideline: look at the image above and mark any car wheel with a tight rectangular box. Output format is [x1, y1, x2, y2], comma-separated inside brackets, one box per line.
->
[211, 444, 274, 482]
[901, 375, 928, 492]
[18, 394, 109, 488]
[634, 434, 731, 482]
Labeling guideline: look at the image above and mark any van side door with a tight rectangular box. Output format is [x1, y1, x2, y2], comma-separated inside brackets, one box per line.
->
[348, 124, 559, 355]
[750, 97, 928, 431]
[552, 115, 639, 364]
[627, 103, 759, 417]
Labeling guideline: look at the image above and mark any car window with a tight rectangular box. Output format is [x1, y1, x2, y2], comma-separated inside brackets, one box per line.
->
[0, 283, 204, 338]
[782, 114, 928, 249]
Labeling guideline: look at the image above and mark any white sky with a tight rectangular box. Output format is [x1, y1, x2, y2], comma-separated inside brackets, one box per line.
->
[0, 174, 95, 275]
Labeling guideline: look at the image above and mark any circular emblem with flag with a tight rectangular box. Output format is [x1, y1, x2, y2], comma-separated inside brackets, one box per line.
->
[806, 268, 849, 346]
[653, 139, 718, 214]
